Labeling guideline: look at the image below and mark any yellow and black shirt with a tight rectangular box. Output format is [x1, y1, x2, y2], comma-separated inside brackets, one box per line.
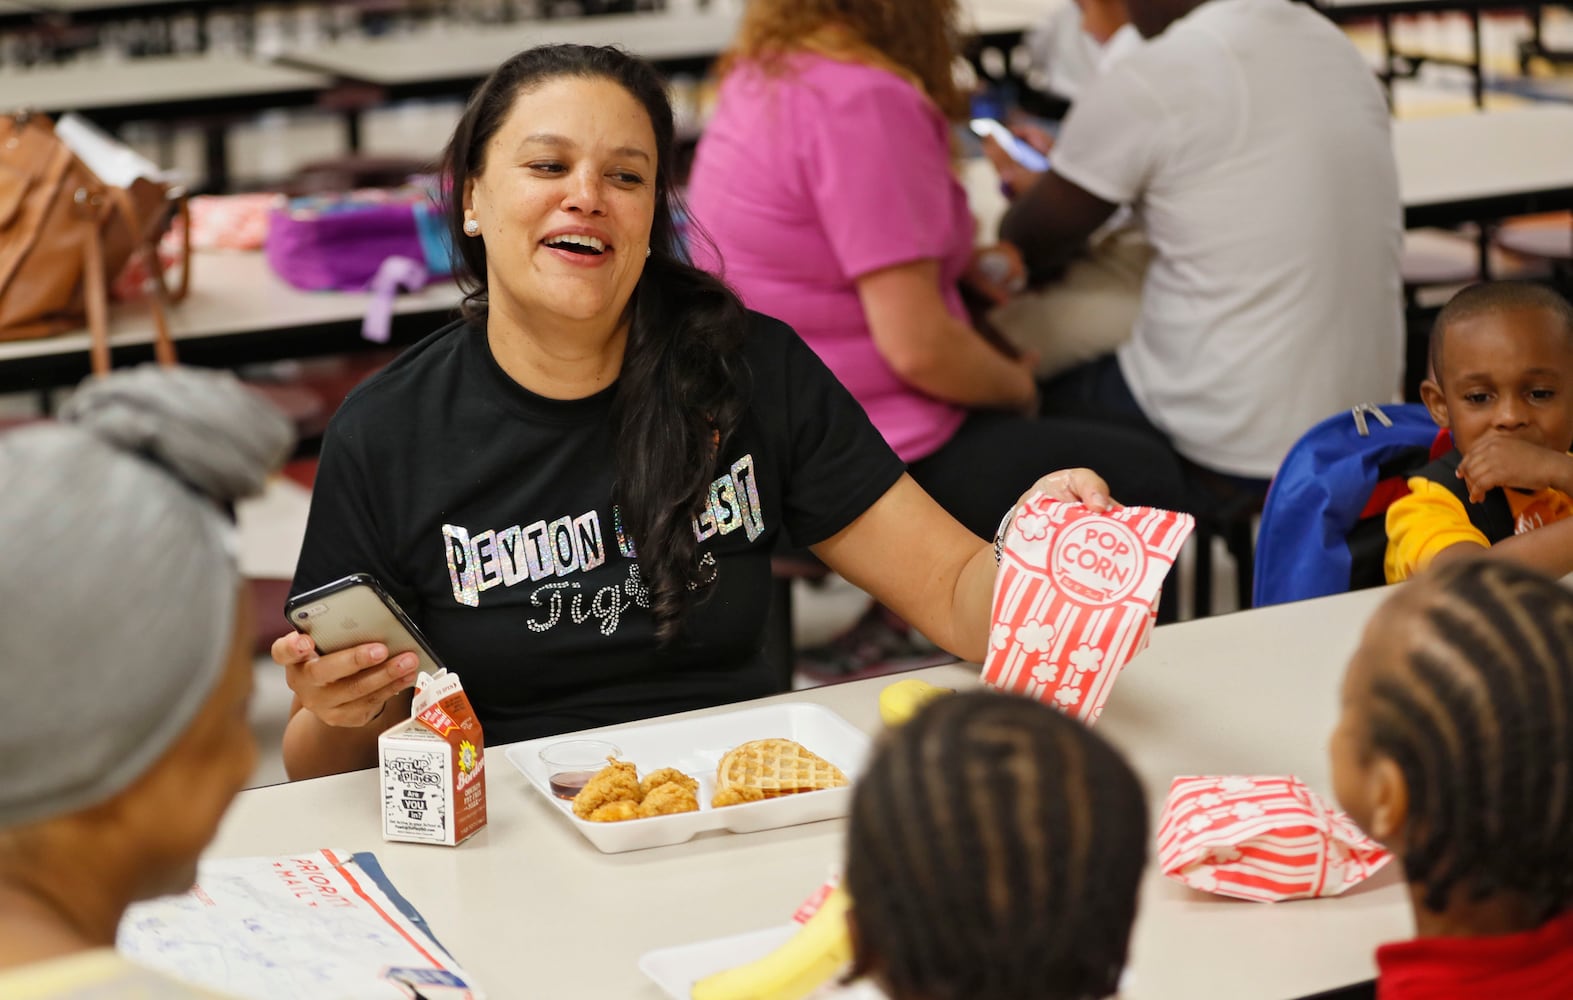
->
[1385, 463, 1573, 583]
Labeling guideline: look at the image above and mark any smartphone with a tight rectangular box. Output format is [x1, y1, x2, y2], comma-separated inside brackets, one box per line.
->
[284, 574, 445, 675]
[969, 118, 1050, 173]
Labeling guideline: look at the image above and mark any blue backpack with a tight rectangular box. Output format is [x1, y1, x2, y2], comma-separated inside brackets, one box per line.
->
[1253, 403, 1502, 607]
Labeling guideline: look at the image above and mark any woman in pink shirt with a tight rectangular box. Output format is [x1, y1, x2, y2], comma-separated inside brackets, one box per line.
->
[687, 0, 1184, 544]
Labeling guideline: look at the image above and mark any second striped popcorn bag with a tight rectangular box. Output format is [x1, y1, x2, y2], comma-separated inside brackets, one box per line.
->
[1156, 775, 1392, 902]
[983, 495, 1193, 723]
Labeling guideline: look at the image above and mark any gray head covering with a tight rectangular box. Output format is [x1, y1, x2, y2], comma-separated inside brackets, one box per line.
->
[0, 365, 293, 827]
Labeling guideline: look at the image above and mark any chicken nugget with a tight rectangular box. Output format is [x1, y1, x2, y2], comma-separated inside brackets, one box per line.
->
[638, 781, 700, 817]
[587, 800, 641, 823]
[712, 786, 766, 808]
[640, 767, 699, 799]
[571, 758, 641, 819]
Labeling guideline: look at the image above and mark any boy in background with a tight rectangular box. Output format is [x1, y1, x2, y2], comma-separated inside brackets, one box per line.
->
[1386, 281, 1573, 582]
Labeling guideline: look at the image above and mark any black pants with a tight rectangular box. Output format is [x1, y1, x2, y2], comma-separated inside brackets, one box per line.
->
[907, 409, 1190, 540]
[1041, 354, 1272, 513]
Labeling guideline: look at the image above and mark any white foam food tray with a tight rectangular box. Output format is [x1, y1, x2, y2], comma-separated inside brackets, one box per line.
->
[639, 924, 887, 1000]
[503, 702, 871, 853]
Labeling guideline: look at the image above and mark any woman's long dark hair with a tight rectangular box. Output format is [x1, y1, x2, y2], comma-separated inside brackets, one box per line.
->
[442, 44, 750, 643]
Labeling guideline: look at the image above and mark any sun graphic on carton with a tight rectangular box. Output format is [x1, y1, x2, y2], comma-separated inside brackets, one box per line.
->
[459, 740, 479, 775]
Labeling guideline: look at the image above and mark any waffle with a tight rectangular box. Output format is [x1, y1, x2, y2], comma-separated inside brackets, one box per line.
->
[714, 739, 848, 800]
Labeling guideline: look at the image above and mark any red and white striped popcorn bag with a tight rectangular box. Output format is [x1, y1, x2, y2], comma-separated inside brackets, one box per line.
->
[164, 192, 283, 252]
[983, 496, 1193, 723]
[116, 194, 285, 301]
[1157, 776, 1393, 902]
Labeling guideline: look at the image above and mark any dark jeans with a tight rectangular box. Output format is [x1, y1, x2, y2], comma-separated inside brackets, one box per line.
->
[909, 407, 1188, 624]
[1041, 355, 1271, 515]
[907, 408, 1191, 539]
[1041, 353, 1154, 431]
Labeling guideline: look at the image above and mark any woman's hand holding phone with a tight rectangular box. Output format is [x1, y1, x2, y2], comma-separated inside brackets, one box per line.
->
[272, 631, 419, 728]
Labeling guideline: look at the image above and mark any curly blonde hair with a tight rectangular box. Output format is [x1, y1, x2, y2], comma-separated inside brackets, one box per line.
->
[721, 0, 969, 119]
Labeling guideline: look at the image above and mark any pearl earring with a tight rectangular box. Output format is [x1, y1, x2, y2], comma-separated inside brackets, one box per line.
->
[645, 247, 652, 258]
[463, 219, 480, 236]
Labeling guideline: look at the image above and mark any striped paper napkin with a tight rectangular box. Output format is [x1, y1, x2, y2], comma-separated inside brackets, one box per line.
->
[1157, 775, 1393, 902]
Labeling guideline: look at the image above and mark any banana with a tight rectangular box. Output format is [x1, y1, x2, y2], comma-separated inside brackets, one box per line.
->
[690, 682, 948, 999]
[878, 678, 952, 728]
[690, 884, 854, 1000]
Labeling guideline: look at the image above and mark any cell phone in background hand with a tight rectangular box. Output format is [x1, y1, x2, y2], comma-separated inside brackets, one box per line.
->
[969, 118, 1050, 173]
[284, 574, 445, 676]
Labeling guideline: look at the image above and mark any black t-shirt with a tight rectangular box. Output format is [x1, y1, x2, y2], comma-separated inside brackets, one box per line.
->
[292, 311, 904, 744]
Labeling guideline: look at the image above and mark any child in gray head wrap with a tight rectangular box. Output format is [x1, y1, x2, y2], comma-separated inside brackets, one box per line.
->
[0, 365, 292, 994]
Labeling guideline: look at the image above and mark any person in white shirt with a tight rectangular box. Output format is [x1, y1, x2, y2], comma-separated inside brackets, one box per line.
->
[1022, 0, 1141, 105]
[1001, 0, 1403, 485]
[984, 0, 1151, 382]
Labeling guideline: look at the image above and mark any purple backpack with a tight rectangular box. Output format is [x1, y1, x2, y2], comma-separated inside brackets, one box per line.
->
[265, 185, 457, 341]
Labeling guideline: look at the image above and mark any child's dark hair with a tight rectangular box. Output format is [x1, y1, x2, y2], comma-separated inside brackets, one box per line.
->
[1365, 559, 1573, 919]
[845, 691, 1148, 1000]
[1429, 281, 1573, 381]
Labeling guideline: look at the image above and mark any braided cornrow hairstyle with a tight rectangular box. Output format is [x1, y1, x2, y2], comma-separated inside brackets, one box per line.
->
[1364, 560, 1573, 919]
[845, 691, 1148, 1000]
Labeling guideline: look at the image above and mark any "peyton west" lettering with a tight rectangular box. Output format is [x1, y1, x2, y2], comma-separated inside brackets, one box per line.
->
[442, 455, 764, 607]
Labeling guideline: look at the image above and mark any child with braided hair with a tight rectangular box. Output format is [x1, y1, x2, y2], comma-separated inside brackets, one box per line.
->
[844, 690, 1148, 1000]
[1330, 559, 1573, 999]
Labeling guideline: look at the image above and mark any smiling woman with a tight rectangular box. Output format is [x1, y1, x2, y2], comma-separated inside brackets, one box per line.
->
[461, 75, 659, 342]
[271, 44, 1124, 781]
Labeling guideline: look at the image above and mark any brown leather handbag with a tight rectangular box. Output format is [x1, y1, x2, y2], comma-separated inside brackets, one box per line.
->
[0, 112, 191, 374]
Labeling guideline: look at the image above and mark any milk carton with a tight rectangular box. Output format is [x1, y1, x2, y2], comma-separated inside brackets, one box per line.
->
[379, 669, 487, 846]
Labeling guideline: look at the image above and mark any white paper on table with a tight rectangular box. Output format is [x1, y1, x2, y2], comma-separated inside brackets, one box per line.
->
[117, 848, 483, 1000]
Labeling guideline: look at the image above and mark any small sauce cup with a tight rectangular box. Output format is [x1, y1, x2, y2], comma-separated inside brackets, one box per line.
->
[539, 739, 622, 801]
